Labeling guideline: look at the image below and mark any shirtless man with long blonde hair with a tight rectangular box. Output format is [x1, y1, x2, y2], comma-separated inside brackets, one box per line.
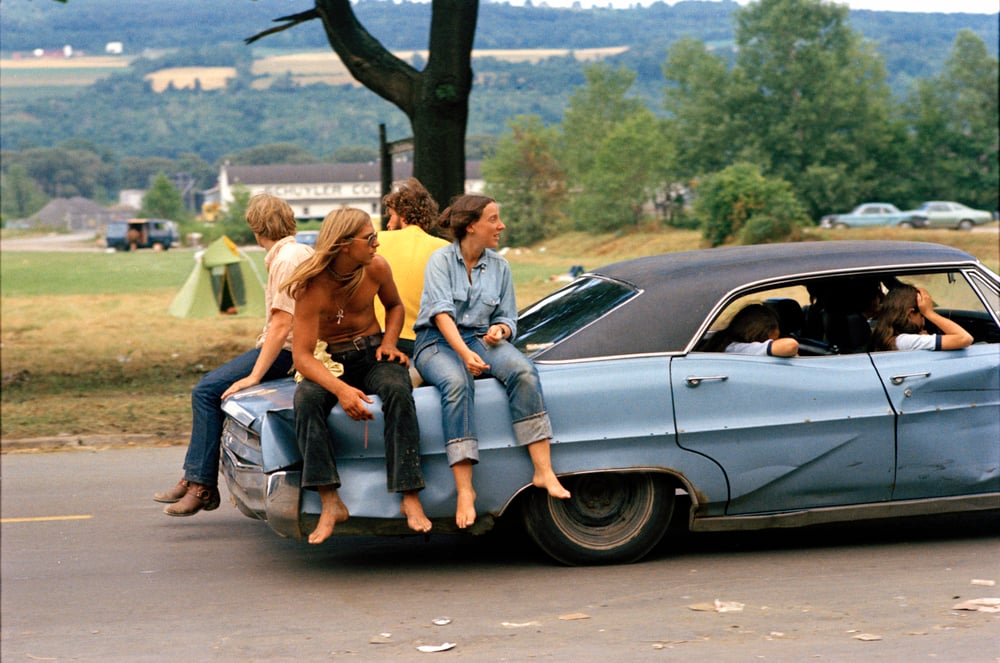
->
[284, 208, 431, 544]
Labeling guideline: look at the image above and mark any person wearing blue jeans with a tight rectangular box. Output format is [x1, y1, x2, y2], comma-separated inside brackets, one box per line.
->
[413, 194, 570, 530]
[153, 194, 313, 516]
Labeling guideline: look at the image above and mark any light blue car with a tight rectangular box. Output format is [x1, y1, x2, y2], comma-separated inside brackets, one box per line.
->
[221, 241, 999, 565]
[820, 203, 927, 229]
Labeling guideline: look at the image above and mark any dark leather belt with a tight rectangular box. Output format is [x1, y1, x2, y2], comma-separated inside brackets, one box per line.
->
[325, 333, 383, 355]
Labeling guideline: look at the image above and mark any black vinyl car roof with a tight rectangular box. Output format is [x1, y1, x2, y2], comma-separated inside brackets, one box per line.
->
[533, 241, 981, 361]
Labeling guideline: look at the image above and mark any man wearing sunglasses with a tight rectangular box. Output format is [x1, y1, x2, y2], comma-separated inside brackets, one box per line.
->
[283, 207, 431, 544]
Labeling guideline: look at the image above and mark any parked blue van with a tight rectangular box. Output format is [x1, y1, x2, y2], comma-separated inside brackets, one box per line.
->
[106, 218, 180, 251]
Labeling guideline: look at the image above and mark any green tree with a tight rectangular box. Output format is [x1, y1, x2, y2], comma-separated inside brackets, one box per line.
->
[227, 143, 320, 165]
[14, 147, 114, 200]
[482, 115, 566, 247]
[560, 64, 647, 185]
[572, 109, 674, 231]
[661, 37, 739, 178]
[249, 0, 480, 208]
[215, 185, 255, 245]
[140, 173, 188, 221]
[330, 145, 378, 163]
[695, 162, 808, 247]
[561, 64, 665, 232]
[905, 30, 999, 212]
[663, 0, 898, 220]
[0, 164, 49, 221]
[731, 0, 896, 219]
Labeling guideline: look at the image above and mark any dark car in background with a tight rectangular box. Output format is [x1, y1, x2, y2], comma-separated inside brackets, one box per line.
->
[106, 218, 179, 251]
[220, 241, 999, 565]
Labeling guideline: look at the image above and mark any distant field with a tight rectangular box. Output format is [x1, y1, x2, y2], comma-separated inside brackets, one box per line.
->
[0, 47, 628, 94]
[0, 55, 131, 99]
[144, 66, 236, 92]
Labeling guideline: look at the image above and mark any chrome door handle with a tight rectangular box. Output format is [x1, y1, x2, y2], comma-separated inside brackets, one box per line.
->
[686, 375, 728, 387]
[890, 372, 930, 385]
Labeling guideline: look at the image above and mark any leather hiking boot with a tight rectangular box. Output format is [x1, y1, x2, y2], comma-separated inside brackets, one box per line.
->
[153, 479, 189, 504]
[163, 482, 221, 517]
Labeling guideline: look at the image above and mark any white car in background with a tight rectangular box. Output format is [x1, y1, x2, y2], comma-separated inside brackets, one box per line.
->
[912, 201, 994, 230]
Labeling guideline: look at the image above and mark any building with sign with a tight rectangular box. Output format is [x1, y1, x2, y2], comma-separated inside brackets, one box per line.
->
[212, 161, 484, 221]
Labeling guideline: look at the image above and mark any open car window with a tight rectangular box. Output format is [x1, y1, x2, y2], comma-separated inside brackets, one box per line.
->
[696, 270, 1000, 355]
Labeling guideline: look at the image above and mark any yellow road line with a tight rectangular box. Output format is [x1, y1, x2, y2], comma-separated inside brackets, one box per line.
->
[1, 515, 93, 523]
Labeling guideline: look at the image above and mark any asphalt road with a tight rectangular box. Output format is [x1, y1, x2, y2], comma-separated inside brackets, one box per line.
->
[2, 446, 998, 662]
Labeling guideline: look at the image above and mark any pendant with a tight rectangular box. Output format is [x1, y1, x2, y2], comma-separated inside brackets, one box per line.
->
[336, 307, 344, 324]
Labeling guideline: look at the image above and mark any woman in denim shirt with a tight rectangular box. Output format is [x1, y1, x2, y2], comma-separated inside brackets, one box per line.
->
[414, 195, 570, 529]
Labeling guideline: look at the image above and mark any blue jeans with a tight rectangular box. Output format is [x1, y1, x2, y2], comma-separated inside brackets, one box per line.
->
[182, 348, 294, 486]
[414, 329, 553, 466]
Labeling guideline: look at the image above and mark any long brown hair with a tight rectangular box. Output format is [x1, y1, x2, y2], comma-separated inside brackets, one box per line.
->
[283, 208, 371, 300]
[437, 194, 495, 241]
[871, 284, 920, 351]
[705, 304, 779, 352]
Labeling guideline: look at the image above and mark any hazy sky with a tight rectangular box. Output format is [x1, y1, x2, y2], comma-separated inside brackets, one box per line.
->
[499, 0, 999, 14]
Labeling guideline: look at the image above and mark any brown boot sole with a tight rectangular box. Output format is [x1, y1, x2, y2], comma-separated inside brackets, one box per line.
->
[163, 490, 221, 517]
[153, 480, 189, 504]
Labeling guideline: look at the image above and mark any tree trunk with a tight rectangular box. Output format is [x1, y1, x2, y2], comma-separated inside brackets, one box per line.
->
[314, 0, 478, 209]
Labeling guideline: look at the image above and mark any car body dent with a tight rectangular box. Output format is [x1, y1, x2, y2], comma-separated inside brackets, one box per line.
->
[672, 353, 895, 514]
[871, 345, 1000, 499]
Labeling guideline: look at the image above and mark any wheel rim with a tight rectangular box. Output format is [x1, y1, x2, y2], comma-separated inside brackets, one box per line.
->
[545, 473, 658, 551]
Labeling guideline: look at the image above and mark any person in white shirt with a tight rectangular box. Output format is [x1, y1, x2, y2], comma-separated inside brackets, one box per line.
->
[705, 303, 799, 357]
[872, 284, 972, 352]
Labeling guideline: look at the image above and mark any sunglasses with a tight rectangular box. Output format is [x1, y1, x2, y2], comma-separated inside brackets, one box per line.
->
[352, 231, 378, 248]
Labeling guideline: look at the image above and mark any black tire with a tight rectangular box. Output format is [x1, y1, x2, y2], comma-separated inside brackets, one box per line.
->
[521, 472, 674, 566]
[958, 219, 974, 231]
[899, 221, 914, 229]
[834, 222, 848, 230]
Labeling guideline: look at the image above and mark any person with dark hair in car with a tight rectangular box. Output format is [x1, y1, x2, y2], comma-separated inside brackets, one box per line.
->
[706, 303, 799, 357]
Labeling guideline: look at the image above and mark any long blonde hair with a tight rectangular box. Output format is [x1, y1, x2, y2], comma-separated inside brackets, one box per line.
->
[283, 208, 371, 300]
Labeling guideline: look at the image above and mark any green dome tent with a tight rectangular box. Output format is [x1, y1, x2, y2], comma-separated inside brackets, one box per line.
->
[168, 236, 265, 318]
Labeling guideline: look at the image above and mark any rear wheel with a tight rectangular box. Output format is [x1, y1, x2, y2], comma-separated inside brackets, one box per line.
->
[521, 472, 674, 566]
[957, 219, 974, 231]
[834, 222, 848, 229]
[899, 221, 914, 229]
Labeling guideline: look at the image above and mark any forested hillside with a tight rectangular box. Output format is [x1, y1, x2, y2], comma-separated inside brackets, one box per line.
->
[1, 0, 996, 233]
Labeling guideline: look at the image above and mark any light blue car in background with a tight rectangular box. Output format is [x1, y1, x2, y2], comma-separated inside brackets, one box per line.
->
[221, 241, 999, 565]
[820, 203, 928, 229]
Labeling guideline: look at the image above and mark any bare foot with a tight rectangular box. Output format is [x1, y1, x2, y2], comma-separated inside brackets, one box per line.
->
[400, 491, 432, 533]
[455, 487, 477, 529]
[527, 439, 571, 499]
[308, 486, 349, 544]
[533, 470, 571, 499]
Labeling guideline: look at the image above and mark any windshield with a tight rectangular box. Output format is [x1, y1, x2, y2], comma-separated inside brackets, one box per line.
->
[514, 276, 638, 355]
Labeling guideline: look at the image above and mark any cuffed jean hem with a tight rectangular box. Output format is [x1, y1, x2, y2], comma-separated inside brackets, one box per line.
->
[512, 412, 553, 447]
[445, 438, 480, 466]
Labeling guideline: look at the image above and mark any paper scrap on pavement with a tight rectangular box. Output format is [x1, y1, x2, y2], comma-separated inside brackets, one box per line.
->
[558, 612, 590, 620]
[952, 597, 1000, 612]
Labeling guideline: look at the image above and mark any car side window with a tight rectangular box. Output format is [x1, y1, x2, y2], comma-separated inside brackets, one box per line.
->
[878, 271, 1000, 347]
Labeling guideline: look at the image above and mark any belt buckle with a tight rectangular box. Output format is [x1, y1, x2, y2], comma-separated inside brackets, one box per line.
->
[352, 336, 365, 351]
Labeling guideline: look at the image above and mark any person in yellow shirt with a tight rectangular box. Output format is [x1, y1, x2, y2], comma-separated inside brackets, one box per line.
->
[374, 178, 450, 357]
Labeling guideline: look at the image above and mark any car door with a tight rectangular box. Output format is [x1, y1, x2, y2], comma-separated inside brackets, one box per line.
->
[924, 202, 953, 228]
[871, 343, 999, 500]
[672, 353, 896, 514]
